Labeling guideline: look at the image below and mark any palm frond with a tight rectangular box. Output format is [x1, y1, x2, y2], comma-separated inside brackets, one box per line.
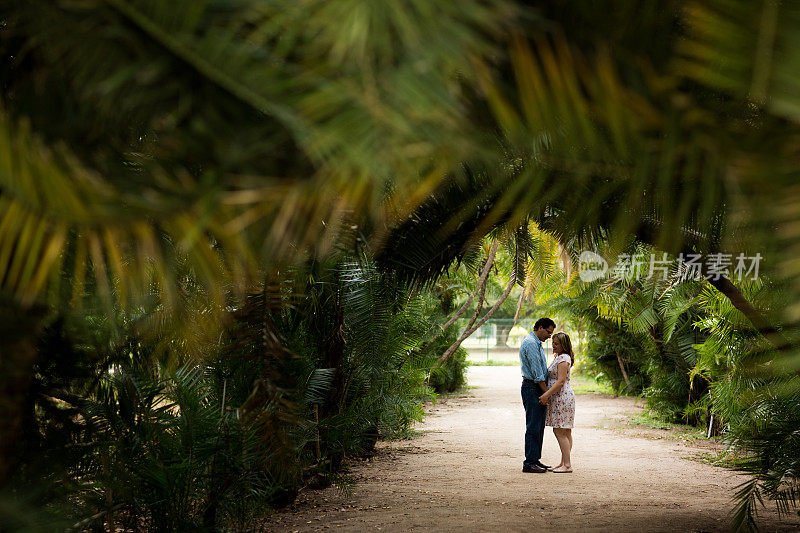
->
[678, 0, 800, 123]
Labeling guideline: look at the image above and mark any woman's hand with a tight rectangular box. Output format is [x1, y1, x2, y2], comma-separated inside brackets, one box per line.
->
[543, 362, 570, 400]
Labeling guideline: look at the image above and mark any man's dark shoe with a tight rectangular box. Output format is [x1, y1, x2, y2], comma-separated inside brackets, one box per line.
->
[522, 463, 547, 473]
[535, 461, 551, 470]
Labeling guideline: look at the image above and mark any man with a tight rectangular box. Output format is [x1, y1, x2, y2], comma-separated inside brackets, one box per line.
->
[520, 317, 556, 473]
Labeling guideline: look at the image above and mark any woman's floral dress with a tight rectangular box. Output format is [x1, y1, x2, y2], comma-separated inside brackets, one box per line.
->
[545, 353, 576, 428]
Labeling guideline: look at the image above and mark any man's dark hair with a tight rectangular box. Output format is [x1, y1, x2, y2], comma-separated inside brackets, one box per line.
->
[534, 317, 556, 331]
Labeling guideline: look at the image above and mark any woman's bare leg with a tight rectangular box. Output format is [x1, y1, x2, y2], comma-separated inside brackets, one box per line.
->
[567, 428, 573, 452]
[551, 428, 563, 469]
[553, 428, 571, 469]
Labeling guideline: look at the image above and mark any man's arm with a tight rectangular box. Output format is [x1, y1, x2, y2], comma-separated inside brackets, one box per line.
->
[519, 342, 532, 379]
[533, 342, 548, 393]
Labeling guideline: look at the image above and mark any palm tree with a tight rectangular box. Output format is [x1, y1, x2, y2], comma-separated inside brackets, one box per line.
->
[0, 0, 518, 483]
[4, 1, 800, 527]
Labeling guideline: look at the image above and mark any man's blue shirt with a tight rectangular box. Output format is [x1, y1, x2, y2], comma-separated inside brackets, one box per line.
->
[519, 333, 548, 382]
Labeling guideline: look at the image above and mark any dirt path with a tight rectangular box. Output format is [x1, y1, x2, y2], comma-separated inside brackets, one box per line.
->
[270, 367, 800, 532]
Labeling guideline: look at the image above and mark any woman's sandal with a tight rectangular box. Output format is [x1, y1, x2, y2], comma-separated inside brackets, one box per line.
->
[552, 466, 572, 473]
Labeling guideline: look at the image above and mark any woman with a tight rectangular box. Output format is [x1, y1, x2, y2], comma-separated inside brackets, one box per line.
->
[539, 332, 576, 473]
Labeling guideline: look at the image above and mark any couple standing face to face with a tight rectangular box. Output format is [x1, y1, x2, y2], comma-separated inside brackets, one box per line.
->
[520, 317, 556, 473]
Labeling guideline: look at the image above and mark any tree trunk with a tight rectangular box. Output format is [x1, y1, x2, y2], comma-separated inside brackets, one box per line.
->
[706, 275, 793, 353]
[0, 302, 46, 487]
[706, 407, 721, 438]
[322, 288, 346, 415]
[419, 241, 496, 361]
[495, 324, 513, 347]
[438, 271, 516, 365]
[616, 350, 630, 388]
[441, 240, 498, 332]
[560, 245, 572, 280]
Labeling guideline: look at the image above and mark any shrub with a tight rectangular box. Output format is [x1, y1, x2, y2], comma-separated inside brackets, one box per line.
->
[428, 347, 468, 393]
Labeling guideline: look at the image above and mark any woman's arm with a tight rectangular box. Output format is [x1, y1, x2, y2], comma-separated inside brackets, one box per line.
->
[539, 361, 569, 403]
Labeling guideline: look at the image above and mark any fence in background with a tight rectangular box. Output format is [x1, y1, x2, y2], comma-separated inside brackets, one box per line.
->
[456, 318, 552, 363]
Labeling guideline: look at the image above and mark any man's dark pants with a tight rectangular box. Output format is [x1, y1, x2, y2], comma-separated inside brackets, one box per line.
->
[521, 380, 546, 466]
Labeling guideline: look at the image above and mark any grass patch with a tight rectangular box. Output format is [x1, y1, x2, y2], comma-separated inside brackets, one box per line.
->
[468, 360, 519, 366]
[422, 386, 476, 409]
[436, 386, 477, 399]
[570, 374, 616, 395]
[683, 449, 748, 468]
[627, 411, 683, 430]
[383, 428, 426, 440]
[624, 411, 707, 441]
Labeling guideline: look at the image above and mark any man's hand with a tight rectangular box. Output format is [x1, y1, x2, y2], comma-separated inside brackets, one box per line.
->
[539, 395, 549, 405]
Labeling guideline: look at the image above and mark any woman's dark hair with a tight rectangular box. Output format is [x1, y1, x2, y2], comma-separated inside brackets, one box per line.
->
[534, 317, 556, 331]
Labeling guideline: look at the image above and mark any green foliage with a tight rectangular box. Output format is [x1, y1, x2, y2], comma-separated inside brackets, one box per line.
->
[85, 365, 292, 531]
[547, 245, 800, 528]
[6, 319, 295, 531]
[685, 281, 800, 530]
[426, 339, 468, 394]
[580, 318, 649, 395]
[1, 243, 468, 529]
[428, 349, 468, 394]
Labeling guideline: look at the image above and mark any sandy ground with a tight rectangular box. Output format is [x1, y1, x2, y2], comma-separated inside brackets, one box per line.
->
[268, 367, 800, 532]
